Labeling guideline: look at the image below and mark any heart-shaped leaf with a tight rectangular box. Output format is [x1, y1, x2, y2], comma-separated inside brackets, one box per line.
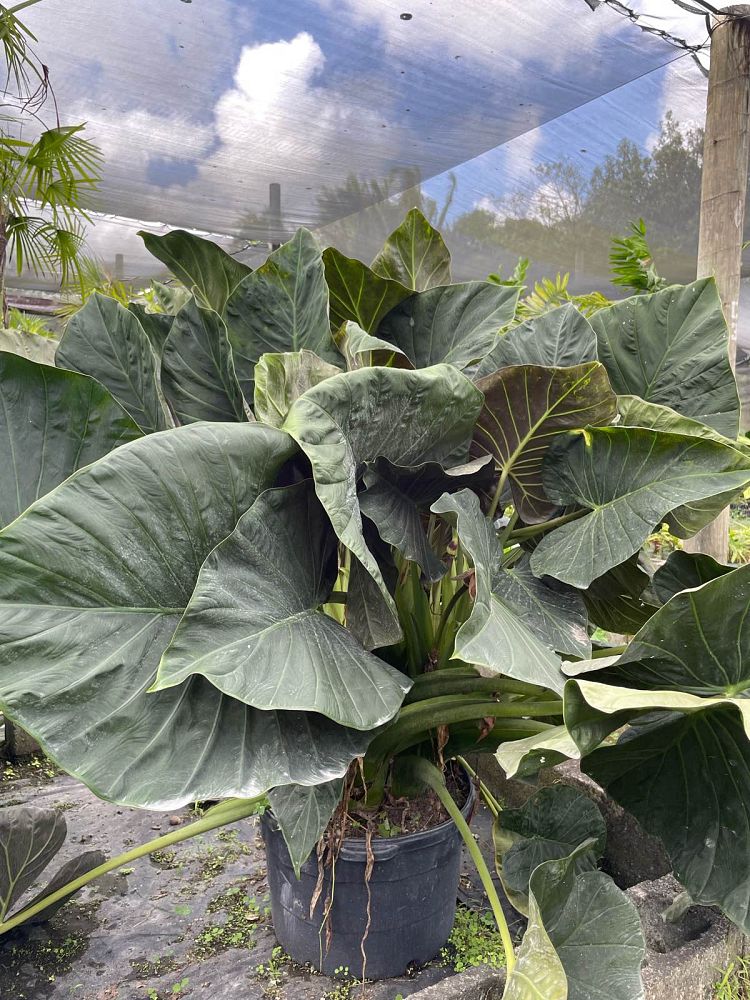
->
[0, 807, 66, 920]
[431, 490, 565, 692]
[335, 320, 412, 371]
[254, 350, 341, 428]
[476, 303, 597, 378]
[359, 456, 493, 582]
[323, 247, 411, 333]
[473, 362, 617, 523]
[565, 564, 750, 932]
[160, 298, 247, 423]
[531, 427, 750, 588]
[0, 353, 142, 527]
[128, 303, 173, 358]
[496, 726, 581, 780]
[226, 229, 339, 397]
[282, 365, 483, 615]
[371, 208, 451, 290]
[268, 779, 343, 877]
[651, 549, 733, 604]
[583, 557, 658, 634]
[153, 481, 410, 728]
[590, 278, 740, 437]
[0, 328, 57, 365]
[376, 281, 519, 370]
[503, 848, 645, 1000]
[139, 229, 251, 313]
[56, 292, 171, 434]
[23, 850, 107, 924]
[493, 785, 605, 915]
[0, 424, 370, 808]
[617, 396, 750, 536]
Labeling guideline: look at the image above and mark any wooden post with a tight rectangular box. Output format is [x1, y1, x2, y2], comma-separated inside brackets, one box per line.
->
[685, 5, 750, 562]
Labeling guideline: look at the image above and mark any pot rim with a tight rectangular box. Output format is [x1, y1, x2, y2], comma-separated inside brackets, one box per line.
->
[262, 762, 477, 860]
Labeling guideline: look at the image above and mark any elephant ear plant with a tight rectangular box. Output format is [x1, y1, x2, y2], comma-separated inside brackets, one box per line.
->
[0, 210, 748, 996]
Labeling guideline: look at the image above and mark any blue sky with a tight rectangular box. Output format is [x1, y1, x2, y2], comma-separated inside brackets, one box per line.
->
[21, 0, 708, 271]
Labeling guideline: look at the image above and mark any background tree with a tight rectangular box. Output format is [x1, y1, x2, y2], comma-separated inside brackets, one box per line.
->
[0, 0, 101, 316]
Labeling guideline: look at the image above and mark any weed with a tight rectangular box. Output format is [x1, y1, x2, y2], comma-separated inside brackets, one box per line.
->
[440, 906, 506, 973]
[255, 945, 290, 997]
[150, 848, 181, 870]
[715, 956, 750, 999]
[130, 954, 179, 978]
[324, 966, 357, 1000]
[191, 885, 264, 960]
[171, 978, 190, 995]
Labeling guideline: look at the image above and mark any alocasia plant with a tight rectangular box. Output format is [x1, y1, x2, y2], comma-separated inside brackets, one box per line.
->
[0, 210, 747, 998]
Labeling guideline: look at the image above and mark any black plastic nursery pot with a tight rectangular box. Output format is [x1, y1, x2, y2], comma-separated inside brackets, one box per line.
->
[261, 772, 477, 980]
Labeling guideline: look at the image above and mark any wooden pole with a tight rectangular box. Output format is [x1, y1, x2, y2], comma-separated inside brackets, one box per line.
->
[685, 5, 750, 562]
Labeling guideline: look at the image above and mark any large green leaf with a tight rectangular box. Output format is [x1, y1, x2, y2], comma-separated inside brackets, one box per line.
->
[323, 247, 411, 333]
[473, 362, 617, 523]
[565, 564, 750, 931]
[431, 490, 566, 692]
[504, 849, 645, 1000]
[226, 229, 339, 397]
[0, 807, 65, 920]
[282, 365, 483, 613]
[376, 281, 519, 370]
[371, 208, 451, 290]
[0, 353, 142, 527]
[153, 481, 409, 728]
[0, 424, 371, 808]
[359, 455, 493, 582]
[335, 320, 412, 371]
[496, 726, 581, 780]
[268, 778, 343, 878]
[583, 557, 658, 634]
[56, 292, 171, 434]
[616, 395, 750, 536]
[253, 350, 341, 428]
[0, 328, 57, 365]
[651, 549, 733, 604]
[139, 229, 251, 313]
[590, 278, 740, 437]
[128, 303, 173, 358]
[476, 304, 596, 378]
[493, 785, 605, 916]
[530, 426, 750, 588]
[160, 298, 247, 424]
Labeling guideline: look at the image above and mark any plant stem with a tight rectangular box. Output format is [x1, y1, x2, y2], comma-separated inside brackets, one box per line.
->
[364, 699, 557, 771]
[0, 796, 265, 935]
[590, 644, 626, 658]
[487, 467, 510, 521]
[407, 756, 516, 973]
[406, 671, 550, 703]
[433, 582, 467, 651]
[508, 508, 586, 541]
[497, 510, 519, 551]
[456, 755, 502, 818]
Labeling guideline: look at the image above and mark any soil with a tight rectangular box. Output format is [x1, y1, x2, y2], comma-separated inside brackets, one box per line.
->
[341, 765, 470, 841]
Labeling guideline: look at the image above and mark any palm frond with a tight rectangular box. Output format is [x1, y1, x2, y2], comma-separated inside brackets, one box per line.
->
[609, 219, 667, 294]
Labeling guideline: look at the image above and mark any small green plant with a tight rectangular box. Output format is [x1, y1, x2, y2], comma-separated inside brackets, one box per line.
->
[191, 886, 263, 960]
[441, 906, 507, 973]
[729, 517, 750, 564]
[6, 308, 53, 337]
[171, 978, 190, 996]
[255, 945, 290, 997]
[714, 956, 750, 999]
[324, 966, 356, 1000]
